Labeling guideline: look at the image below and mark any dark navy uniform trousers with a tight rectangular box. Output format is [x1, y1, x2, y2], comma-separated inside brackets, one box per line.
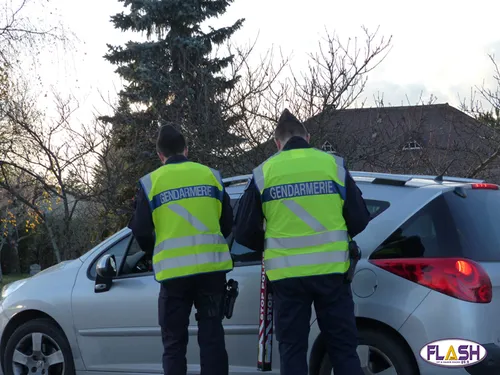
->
[272, 273, 363, 375]
[158, 272, 228, 375]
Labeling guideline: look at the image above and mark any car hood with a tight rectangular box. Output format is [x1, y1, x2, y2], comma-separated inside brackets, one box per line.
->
[1, 258, 82, 305]
[30, 259, 79, 279]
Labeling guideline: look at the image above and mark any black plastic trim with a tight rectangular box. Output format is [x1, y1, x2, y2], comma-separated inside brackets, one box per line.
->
[465, 343, 500, 375]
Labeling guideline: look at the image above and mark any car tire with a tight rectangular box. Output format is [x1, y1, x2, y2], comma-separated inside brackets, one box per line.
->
[3, 318, 75, 375]
[318, 327, 418, 375]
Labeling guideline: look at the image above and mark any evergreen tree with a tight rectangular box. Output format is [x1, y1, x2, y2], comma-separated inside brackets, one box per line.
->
[98, 0, 244, 224]
[477, 107, 500, 129]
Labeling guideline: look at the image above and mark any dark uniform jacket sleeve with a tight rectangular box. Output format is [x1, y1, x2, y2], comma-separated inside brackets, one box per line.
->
[128, 184, 155, 256]
[220, 190, 233, 239]
[232, 178, 265, 253]
[342, 167, 371, 239]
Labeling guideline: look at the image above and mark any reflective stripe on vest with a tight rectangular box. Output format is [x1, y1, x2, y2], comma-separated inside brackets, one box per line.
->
[265, 230, 348, 249]
[140, 163, 232, 282]
[252, 148, 350, 281]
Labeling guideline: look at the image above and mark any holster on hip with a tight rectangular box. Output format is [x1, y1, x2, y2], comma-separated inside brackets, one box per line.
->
[223, 279, 239, 320]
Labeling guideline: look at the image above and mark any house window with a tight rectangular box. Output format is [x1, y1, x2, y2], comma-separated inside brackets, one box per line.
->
[402, 140, 422, 151]
[321, 141, 335, 153]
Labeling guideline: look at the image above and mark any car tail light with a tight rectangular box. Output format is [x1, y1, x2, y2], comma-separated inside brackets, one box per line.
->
[369, 258, 492, 303]
[471, 183, 499, 190]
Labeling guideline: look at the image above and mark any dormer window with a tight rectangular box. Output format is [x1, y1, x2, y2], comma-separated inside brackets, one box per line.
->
[402, 140, 422, 151]
[322, 141, 335, 153]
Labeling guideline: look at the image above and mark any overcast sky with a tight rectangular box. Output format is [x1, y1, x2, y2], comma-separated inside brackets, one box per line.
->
[23, 0, 500, 124]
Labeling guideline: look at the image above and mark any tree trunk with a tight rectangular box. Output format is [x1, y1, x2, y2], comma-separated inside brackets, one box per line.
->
[9, 240, 20, 274]
[0, 238, 4, 282]
[11, 224, 22, 274]
[44, 222, 62, 263]
[63, 217, 73, 259]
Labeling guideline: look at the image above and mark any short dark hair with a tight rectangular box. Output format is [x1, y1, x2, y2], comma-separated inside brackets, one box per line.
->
[274, 109, 308, 142]
[156, 123, 186, 157]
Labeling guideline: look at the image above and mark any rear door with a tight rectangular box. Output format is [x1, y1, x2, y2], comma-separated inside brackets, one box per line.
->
[341, 181, 445, 330]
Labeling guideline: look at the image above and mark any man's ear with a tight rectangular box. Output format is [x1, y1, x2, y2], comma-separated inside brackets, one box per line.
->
[305, 133, 311, 143]
[183, 147, 189, 157]
[274, 138, 281, 150]
[157, 151, 166, 164]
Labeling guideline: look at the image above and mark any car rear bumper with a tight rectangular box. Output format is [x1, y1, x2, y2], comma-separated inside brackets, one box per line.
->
[399, 290, 500, 375]
[464, 343, 500, 375]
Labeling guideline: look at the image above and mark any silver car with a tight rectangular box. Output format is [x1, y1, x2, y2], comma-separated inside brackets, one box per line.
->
[1, 172, 500, 375]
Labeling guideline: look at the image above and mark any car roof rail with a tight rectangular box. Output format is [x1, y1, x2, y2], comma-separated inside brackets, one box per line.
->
[371, 177, 411, 186]
[409, 174, 485, 183]
[221, 172, 485, 189]
[350, 171, 485, 184]
[350, 171, 411, 185]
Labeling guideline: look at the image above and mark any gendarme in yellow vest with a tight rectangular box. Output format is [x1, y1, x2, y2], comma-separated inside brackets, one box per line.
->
[140, 161, 233, 282]
[253, 148, 350, 281]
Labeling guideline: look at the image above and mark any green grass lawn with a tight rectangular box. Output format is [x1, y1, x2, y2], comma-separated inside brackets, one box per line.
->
[1, 273, 29, 287]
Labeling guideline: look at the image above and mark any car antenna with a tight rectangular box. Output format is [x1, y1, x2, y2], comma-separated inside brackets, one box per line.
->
[434, 159, 456, 182]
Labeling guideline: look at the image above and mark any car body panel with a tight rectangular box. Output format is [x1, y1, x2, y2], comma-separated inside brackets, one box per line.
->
[227, 177, 436, 371]
[398, 260, 500, 375]
[71, 226, 280, 374]
[2, 173, 499, 375]
[72, 247, 161, 373]
[0, 259, 87, 371]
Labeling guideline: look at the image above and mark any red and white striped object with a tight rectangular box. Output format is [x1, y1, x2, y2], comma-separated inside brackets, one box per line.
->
[257, 254, 273, 371]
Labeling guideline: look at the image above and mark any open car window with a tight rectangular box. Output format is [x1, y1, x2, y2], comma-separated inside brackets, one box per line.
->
[119, 237, 153, 276]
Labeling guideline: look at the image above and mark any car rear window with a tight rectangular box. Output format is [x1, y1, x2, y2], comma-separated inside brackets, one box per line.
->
[370, 189, 500, 261]
[365, 199, 390, 219]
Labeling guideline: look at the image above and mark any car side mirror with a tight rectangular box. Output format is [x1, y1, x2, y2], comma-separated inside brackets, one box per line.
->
[94, 254, 117, 293]
[96, 254, 117, 277]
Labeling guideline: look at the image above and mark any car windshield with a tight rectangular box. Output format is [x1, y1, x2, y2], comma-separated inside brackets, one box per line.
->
[79, 229, 130, 262]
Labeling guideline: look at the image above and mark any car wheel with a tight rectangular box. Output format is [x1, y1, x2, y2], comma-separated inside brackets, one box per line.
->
[318, 327, 418, 375]
[3, 318, 75, 375]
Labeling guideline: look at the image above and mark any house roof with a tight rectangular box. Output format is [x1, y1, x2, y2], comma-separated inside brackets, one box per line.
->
[305, 103, 490, 146]
[232, 103, 500, 177]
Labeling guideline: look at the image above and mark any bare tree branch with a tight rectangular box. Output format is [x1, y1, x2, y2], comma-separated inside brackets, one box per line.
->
[222, 26, 392, 172]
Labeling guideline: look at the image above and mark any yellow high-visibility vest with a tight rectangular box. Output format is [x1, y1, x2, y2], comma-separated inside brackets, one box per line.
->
[252, 148, 350, 281]
[140, 161, 232, 282]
